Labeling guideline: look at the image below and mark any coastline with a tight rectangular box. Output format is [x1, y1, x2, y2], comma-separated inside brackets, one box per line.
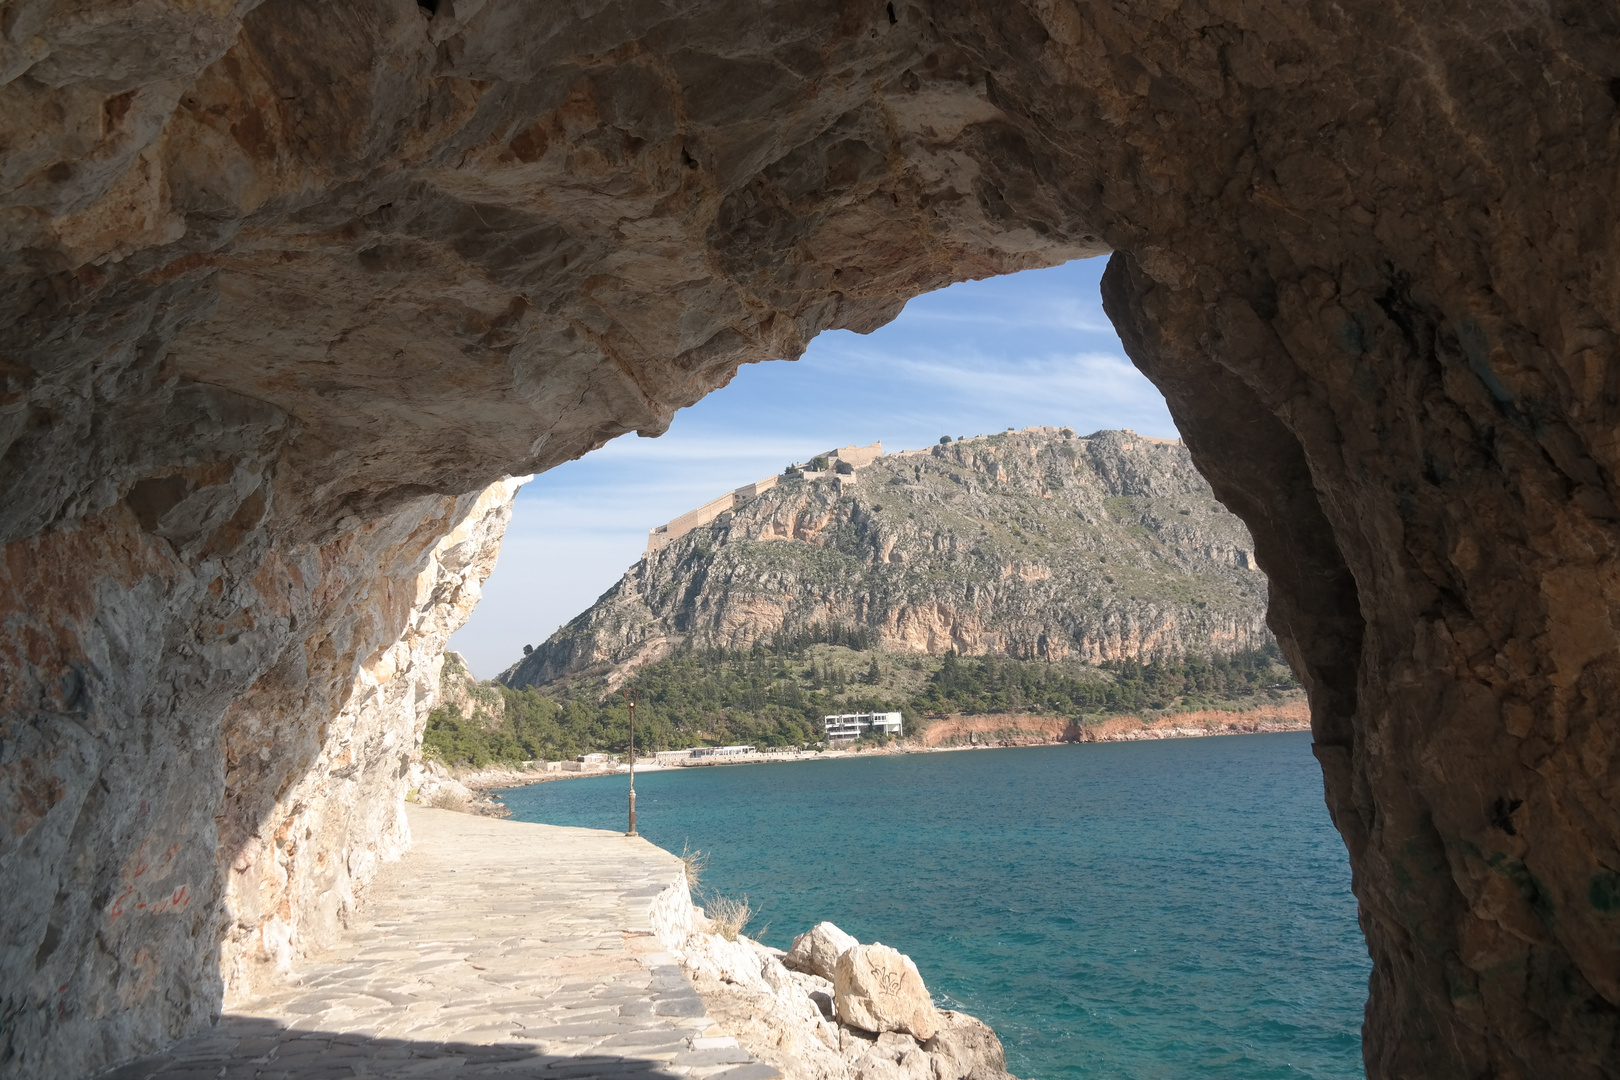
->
[921, 700, 1310, 748]
[452, 702, 1311, 796]
[478, 718, 1355, 1078]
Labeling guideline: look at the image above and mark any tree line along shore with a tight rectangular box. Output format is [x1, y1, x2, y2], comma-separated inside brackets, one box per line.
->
[424, 638, 1304, 770]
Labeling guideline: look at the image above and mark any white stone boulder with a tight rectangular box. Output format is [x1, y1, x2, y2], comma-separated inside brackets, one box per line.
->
[784, 920, 858, 981]
[407, 760, 478, 813]
[841, 1029, 935, 1080]
[682, 928, 774, 993]
[925, 1010, 1014, 1080]
[833, 943, 941, 1041]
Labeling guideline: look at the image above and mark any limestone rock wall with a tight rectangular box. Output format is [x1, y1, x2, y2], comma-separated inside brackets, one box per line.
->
[435, 652, 507, 728]
[3, 1, 1618, 1078]
[0, 473, 518, 1079]
[218, 477, 522, 1005]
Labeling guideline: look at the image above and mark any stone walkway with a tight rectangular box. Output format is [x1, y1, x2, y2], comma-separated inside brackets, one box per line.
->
[104, 807, 779, 1080]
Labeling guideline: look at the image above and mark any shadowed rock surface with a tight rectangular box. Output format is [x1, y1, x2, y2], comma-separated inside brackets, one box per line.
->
[3, 1, 1619, 1077]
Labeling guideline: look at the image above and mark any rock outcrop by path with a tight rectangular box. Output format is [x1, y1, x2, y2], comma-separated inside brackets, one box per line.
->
[103, 807, 777, 1080]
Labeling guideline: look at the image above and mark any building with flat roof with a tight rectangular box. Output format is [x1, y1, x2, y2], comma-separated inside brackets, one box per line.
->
[824, 712, 902, 741]
[691, 745, 756, 757]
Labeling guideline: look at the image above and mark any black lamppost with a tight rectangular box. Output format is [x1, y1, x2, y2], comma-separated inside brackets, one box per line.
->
[621, 687, 639, 836]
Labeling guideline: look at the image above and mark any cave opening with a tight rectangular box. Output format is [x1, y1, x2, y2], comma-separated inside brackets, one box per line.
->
[3, 2, 1617, 1078]
[444, 258, 1370, 1078]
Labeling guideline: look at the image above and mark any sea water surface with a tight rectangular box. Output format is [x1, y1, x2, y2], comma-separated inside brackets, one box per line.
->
[499, 732, 1369, 1079]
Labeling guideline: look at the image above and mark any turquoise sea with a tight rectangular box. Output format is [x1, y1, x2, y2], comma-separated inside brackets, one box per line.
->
[499, 732, 1370, 1079]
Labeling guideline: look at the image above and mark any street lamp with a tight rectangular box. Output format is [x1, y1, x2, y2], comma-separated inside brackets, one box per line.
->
[621, 687, 639, 836]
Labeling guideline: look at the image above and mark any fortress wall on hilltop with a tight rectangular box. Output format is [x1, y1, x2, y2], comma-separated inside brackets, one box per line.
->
[829, 441, 884, 468]
[647, 472, 785, 553]
[648, 443, 886, 553]
[734, 474, 780, 500]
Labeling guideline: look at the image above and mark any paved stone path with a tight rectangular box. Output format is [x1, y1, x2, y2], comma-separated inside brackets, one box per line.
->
[105, 807, 779, 1080]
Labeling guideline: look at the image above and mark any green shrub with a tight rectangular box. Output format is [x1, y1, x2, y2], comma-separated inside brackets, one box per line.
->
[494, 641, 1298, 759]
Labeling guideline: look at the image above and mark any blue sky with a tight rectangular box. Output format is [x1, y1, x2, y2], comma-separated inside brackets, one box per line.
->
[449, 255, 1180, 678]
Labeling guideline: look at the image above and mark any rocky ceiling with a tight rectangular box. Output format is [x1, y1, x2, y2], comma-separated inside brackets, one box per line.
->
[3, 0, 1619, 1077]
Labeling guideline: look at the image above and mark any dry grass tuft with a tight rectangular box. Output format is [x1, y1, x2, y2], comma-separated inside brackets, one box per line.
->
[426, 787, 471, 813]
[704, 893, 753, 941]
[679, 842, 708, 892]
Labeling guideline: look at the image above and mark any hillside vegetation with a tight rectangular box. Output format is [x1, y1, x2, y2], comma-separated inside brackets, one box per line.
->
[425, 427, 1305, 769]
[424, 636, 1301, 767]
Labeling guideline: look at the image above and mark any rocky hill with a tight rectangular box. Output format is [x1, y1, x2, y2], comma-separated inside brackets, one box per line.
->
[503, 427, 1273, 690]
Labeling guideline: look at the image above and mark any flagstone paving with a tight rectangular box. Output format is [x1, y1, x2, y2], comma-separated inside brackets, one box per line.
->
[103, 807, 778, 1080]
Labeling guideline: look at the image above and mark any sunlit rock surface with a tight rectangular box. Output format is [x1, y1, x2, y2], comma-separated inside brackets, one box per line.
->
[504, 428, 1273, 690]
[2, 1, 1618, 1077]
[655, 888, 1016, 1080]
[217, 477, 521, 1005]
[0, 470, 519, 1078]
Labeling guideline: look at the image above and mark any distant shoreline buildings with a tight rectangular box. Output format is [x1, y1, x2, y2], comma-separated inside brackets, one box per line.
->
[824, 711, 903, 742]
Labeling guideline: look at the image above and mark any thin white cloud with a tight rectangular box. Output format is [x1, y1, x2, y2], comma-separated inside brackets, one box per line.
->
[899, 300, 1116, 335]
[520, 470, 790, 526]
[797, 347, 1176, 439]
[583, 432, 818, 463]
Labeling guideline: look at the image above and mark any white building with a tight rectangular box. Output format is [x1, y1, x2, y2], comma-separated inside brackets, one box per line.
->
[691, 745, 756, 758]
[823, 712, 903, 741]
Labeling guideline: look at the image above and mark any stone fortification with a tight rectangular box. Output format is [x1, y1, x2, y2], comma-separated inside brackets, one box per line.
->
[826, 442, 886, 470]
[647, 442, 883, 554]
[647, 473, 782, 554]
[793, 441, 886, 478]
[3, 2, 1619, 1076]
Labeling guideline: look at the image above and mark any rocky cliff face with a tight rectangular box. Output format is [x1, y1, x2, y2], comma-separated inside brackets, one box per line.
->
[217, 477, 521, 1005]
[4, 1, 1618, 1076]
[507, 429, 1271, 689]
[0, 474, 519, 1079]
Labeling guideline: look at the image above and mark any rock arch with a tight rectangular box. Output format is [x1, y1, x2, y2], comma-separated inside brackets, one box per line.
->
[2, 1, 1617, 1076]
